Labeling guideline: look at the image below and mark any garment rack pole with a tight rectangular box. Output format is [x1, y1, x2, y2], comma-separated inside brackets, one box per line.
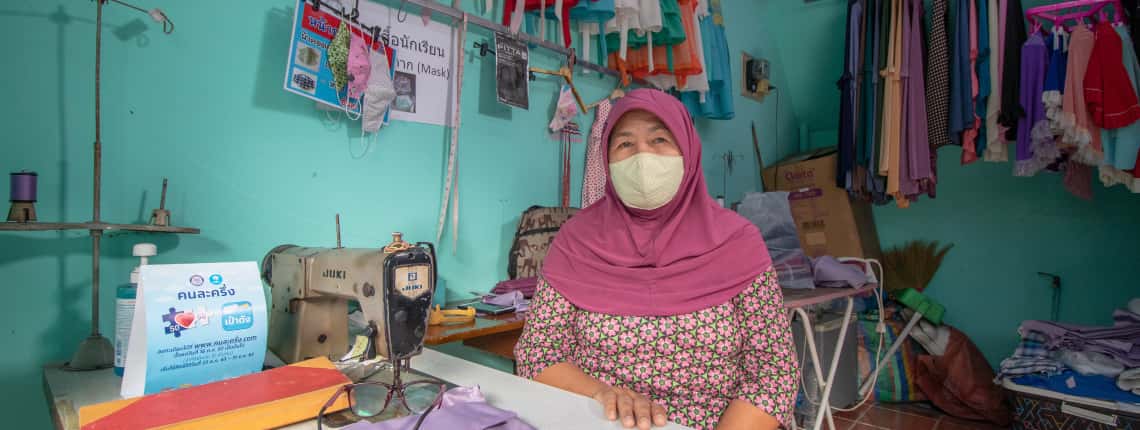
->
[398, 0, 625, 80]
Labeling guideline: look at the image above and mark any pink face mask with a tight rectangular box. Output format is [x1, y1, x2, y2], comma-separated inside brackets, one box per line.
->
[345, 31, 372, 110]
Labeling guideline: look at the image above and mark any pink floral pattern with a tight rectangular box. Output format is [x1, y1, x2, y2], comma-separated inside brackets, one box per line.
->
[514, 268, 798, 430]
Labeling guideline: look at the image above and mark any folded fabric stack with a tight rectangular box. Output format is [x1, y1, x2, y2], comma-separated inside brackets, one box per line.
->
[998, 302, 1140, 402]
[997, 330, 1065, 380]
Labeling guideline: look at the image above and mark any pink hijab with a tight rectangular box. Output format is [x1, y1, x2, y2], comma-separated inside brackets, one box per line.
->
[541, 89, 772, 316]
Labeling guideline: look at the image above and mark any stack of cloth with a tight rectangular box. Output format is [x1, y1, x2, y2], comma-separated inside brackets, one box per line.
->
[997, 299, 1140, 403]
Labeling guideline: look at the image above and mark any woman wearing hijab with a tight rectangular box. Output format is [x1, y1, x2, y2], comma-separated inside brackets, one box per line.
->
[514, 89, 797, 430]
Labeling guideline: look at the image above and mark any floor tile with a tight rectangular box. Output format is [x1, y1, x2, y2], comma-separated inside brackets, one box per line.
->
[822, 417, 857, 430]
[834, 402, 874, 421]
[860, 406, 940, 429]
[937, 414, 1010, 430]
[880, 402, 945, 419]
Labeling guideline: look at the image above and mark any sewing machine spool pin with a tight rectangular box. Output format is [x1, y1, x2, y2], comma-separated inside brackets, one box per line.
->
[149, 178, 171, 226]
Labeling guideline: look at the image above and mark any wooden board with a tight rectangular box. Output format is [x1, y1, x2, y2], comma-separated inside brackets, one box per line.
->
[424, 312, 526, 346]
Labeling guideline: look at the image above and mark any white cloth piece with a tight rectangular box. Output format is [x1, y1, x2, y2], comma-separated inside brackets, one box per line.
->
[1119, 368, 1140, 392]
[604, 0, 641, 60]
[362, 48, 396, 133]
[1130, 298, 1140, 315]
[910, 320, 950, 356]
[1058, 350, 1126, 378]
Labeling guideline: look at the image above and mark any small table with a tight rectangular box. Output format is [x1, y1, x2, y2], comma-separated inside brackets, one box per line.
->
[782, 285, 877, 430]
[424, 312, 527, 361]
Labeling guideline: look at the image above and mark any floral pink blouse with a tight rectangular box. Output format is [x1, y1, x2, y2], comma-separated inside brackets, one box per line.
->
[514, 267, 798, 430]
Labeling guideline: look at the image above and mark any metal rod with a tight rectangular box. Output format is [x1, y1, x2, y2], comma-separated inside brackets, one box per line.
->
[91, 0, 104, 339]
[399, 0, 623, 79]
[335, 214, 342, 248]
[159, 178, 168, 210]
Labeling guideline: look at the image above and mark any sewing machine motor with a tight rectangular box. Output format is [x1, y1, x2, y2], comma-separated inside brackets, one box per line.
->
[261, 233, 436, 364]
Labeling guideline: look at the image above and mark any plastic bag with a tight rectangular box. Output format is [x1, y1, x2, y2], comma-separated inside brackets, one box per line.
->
[738, 192, 814, 289]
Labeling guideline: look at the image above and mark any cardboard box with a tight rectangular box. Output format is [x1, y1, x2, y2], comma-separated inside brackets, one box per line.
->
[761, 148, 881, 259]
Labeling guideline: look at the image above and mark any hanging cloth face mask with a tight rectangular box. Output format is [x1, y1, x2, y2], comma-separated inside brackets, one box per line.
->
[343, 30, 372, 120]
[362, 44, 396, 133]
[327, 21, 351, 93]
[548, 84, 581, 132]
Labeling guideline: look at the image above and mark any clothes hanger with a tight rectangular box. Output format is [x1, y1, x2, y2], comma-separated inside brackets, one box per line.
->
[585, 84, 626, 111]
[530, 65, 587, 112]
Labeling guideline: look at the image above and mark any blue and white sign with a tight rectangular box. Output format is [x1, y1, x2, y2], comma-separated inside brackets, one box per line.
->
[121, 262, 267, 397]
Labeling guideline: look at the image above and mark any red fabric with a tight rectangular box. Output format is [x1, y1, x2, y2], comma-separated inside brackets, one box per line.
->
[914, 326, 1012, 427]
[541, 89, 772, 317]
[83, 365, 348, 429]
[501, 0, 580, 48]
[1084, 23, 1140, 129]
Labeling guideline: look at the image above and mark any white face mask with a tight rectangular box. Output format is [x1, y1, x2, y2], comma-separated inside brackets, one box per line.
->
[609, 153, 684, 210]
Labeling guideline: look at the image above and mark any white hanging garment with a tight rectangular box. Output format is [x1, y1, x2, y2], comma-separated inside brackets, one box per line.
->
[603, 0, 641, 60]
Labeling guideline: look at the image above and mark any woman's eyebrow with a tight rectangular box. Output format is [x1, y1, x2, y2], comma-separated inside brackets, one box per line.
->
[613, 130, 636, 138]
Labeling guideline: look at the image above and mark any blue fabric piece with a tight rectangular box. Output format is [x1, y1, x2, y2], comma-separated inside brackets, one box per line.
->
[860, 0, 879, 168]
[1013, 371, 1140, 405]
[975, 0, 991, 156]
[1043, 33, 1068, 93]
[949, 0, 974, 145]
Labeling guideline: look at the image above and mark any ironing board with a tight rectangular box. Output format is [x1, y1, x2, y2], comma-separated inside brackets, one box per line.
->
[782, 284, 876, 430]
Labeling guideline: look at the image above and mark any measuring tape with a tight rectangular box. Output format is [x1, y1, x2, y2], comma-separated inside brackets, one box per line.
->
[436, 14, 468, 253]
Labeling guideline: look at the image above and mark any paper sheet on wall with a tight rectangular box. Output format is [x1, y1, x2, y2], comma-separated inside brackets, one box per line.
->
[494, 32, 529, 109]
[121, 262, 267, 398]
[283, 0, 457, 126]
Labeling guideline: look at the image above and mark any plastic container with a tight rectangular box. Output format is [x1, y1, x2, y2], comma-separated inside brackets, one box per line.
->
[115, 243, 156, 376]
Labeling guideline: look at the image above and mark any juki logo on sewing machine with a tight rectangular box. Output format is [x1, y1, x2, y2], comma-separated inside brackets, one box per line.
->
[221, 301, 255, 331]
[161, 306, 210, 337]
[321, 269, 347, 279]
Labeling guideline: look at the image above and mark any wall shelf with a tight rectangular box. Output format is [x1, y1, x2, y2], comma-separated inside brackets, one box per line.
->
[0, 222, 199, 234]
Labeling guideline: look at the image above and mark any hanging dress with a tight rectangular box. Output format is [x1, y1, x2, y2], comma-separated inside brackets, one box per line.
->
[901, 0, 933, 200]
[961, 0, 982, 161]
[949, 0, 975, 146]
[571, 0, 616, 66]
[926, 0, 952, 150]
[881, 0, 904, 202]
[983, 0, 1004, 160]
[854, 0, 880, 196]
[1084, 22, 1140, 133]
[1060, 25, 1099, 165]
[1019, 29, 1066, 177]
[1015, 33, 1049, 177]
[998, 0, 1028, 142]
[681, 0, 733, 119]
[1099, 24, 1140, 193]
[839, 0, 865, 189]
[505, 0, 581, 47]
[970, 0, 991, 162]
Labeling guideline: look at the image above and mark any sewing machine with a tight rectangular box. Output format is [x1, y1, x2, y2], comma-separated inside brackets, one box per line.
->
[261, 233, 436, 364]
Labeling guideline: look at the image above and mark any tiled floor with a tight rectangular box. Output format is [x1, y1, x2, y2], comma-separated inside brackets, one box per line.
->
[817, 402, 1010, 430]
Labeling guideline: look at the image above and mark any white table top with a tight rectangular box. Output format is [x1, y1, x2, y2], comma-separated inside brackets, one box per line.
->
[44, 348, 693, 430]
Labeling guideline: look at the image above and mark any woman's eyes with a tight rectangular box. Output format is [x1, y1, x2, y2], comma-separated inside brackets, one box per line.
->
[618, 141, 635, 149]
[653, 137, 670, 144]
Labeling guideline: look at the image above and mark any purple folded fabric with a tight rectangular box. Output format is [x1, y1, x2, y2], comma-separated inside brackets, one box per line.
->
[810, 256, 870, 288]
[1021, 315, 1140, 367]
[344, 387, 535, 430]
[483, 291, 530, 313]
[491, 277, 539, 298]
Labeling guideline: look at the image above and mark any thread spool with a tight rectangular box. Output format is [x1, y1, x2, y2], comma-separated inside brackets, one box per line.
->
[8, 171, 38, 222]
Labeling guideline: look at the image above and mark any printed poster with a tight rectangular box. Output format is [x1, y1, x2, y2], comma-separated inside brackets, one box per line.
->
[495, 32, 529, 109]
[284, 0, 458, 126]
[121, 262, 267, 397]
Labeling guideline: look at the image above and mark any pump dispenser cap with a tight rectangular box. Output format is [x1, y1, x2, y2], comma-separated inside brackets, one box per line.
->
[130, 243, 158, 284]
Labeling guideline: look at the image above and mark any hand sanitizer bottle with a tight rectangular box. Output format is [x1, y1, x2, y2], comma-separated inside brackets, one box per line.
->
[115, 243, 156, 376]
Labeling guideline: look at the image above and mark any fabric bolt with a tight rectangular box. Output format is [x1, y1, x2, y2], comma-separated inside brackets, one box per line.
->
[927, 0, 953, 149]
[582, 99, 611, 208]
[983, 0, 1004, 161]
[1061, 26, 1099, 165]
[961, 0, 981, 161]
[838, 0, 864, 189]
[542, 89, 770, 316]
[998, 0, 1027, 141]
[514, 272, 798, 430]
[1101, 25, 1140, 172]
[1085, 22, 1140, 137]
[1015, 33, 1048, 176]
[901, 0, 932, 200]
[950, 0, 975, 146]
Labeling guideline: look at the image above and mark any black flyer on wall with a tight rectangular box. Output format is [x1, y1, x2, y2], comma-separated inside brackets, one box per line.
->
[495, 33, 529, 109]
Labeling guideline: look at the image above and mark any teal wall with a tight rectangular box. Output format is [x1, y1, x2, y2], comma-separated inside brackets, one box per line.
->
[0, 1, 795, 428]
[760, 0, 1140, 366]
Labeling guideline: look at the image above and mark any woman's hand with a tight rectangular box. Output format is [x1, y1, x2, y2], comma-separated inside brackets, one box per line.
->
[591, 384, 668, 429]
